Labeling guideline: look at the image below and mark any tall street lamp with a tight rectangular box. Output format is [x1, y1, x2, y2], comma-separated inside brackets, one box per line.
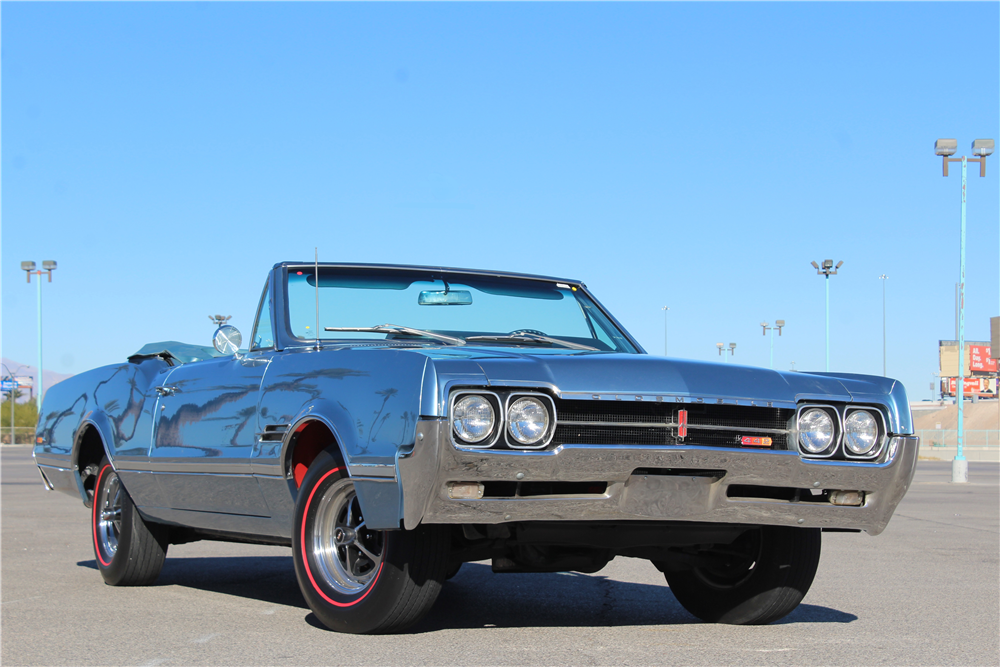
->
[811, 259, 843, 372]
[716, 342, 736, 363]
[879, 275, 888, 376]
[935, 137, 993, 484]
[22, 260, 57, 412]
[760, 320, 785, 369]
[661, 306, 669, 356]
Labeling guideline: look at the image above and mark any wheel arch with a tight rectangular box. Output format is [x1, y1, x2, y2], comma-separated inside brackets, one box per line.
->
[282, 415, 349, 489]
[280, 405, 403, 531]
[71, 414, 115, 507]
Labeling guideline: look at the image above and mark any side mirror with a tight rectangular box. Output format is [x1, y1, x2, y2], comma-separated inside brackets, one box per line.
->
[213, 325, 243, 356]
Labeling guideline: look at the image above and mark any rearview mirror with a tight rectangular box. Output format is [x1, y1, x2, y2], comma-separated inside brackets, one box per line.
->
[418, 290, 473, 306]
[213, 325, 243, 355]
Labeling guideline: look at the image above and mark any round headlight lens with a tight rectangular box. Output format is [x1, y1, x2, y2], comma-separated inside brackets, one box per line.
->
[798, 408, 835, 454]
[844, 410, 879, 455]
[453, 395, 495, 444]
[507, 397, 550, 446]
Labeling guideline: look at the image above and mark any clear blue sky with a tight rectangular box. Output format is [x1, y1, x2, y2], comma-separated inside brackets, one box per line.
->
[3, 2, 998, 404]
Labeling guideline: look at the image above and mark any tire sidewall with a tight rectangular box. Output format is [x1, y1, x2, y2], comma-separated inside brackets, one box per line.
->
[91, 460, 137, 585]
[667, 526, 821, 625]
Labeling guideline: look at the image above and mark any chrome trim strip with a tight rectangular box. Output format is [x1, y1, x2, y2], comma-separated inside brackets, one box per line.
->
[557, 420, 789, 436]
[347, 463, 397, 479]
[559, 392, 798, 410]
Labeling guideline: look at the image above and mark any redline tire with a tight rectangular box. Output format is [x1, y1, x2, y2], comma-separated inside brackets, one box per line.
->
[292, 450, 449, 634]
[92, 459, 168, 586]
[663, 526, 821, 625]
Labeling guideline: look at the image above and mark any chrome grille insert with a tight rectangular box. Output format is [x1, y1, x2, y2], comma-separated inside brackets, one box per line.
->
[552, 399, 794, 450]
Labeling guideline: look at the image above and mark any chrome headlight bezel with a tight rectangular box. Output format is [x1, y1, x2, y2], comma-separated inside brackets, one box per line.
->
[843, 408, 886, 460]
[450, 391, 502, 448]
[796, 405, 841, 458]
[504, 393, 557, 449]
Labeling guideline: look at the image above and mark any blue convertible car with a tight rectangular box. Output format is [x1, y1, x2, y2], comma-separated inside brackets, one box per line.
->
[33, 262, 918, 633]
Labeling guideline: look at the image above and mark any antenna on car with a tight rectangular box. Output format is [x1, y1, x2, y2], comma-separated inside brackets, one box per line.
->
[315, 247, 321, 351]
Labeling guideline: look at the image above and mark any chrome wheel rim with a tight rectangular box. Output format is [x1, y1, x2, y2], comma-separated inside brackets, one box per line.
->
[311, 480, 384, 595]
[97, 472, 122, 559]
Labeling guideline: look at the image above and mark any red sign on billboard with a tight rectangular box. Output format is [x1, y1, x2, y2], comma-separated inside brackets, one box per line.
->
[969, 345, 996, 372]
[947, 378, 983, 394]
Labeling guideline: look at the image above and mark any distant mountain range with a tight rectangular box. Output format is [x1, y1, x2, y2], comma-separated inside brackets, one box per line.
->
[1, 358, 75, 403]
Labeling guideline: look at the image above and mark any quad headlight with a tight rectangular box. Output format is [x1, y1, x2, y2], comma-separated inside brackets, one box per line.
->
[507, 396, 551, 447]
[844, 410, 880, 457]
[450, 391, 555, 449]
[797, 407, 837, 455]
[452, 394, 496, 444]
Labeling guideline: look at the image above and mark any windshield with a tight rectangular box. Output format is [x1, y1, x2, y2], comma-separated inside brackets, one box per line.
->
[285, 267, 638, 353]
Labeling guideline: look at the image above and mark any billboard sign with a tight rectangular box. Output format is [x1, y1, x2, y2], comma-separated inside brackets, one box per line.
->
[969, 345, 996, 372]
[946, 377, 985, 395]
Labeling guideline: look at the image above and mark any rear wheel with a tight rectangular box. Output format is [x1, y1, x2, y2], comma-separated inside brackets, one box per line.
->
[662, 526, 821, 625]
[92, 459, 168, 586]
[292, 450, 449, 634]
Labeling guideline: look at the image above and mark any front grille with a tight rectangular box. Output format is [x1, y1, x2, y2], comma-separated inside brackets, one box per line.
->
[552, 399, 793, 450]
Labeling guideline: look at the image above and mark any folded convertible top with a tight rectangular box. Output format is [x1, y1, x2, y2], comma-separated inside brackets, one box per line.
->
[128, 341, 224, 366]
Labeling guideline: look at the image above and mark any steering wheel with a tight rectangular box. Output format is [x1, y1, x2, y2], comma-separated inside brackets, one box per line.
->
[509, 329, 548, 337]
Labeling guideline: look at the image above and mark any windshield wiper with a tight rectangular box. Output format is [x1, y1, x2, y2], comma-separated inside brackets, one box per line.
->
[324, 324, 466, 346]
[465, 333, 598, 351]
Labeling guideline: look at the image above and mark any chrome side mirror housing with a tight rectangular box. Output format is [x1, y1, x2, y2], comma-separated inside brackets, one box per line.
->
[213, 325, 243, 356]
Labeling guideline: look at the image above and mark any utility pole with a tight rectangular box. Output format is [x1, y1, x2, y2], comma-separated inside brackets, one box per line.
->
[760, 320, 785, 370]
[811, 260, 842, 372]
[661, 306, 669, 356]
[22, 261, 57, 412]
[935, 137, 993, 484]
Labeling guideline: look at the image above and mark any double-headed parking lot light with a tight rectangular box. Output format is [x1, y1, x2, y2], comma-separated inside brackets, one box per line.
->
[935, 137, 993, 484]
[812, 259, 843, 372]
[22, 260, 57, 411]
[761, 320, 785, 370]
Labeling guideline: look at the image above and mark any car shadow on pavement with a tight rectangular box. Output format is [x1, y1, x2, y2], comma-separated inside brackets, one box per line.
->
[79, 558, 856, 632]
[78, 555, 308, 610]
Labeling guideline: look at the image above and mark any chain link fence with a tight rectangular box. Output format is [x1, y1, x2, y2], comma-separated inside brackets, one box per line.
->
[917, 429, 1000, 461]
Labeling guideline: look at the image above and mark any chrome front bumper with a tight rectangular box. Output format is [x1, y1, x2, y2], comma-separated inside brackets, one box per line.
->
[399, 419, 919, 535]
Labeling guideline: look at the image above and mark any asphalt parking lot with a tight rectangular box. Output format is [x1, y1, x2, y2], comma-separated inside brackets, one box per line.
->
[2, 445, 997, 666]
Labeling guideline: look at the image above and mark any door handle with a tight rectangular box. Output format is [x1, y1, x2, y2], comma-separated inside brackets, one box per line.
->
[155, 386, 178, 396]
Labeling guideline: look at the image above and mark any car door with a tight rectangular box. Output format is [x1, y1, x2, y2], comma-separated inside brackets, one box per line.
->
[150, 351, 272, 515]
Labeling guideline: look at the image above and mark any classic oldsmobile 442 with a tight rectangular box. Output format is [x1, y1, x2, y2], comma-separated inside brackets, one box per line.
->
[33, 262, 918, 633]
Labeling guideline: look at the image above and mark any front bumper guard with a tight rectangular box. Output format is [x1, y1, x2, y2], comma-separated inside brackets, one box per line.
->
[399, 419, 919, 535]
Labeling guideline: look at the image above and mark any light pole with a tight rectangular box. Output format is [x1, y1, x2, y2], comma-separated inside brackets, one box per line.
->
[811, 259, 843, 372]
[661, 306, 669, 356]
[879, 275, 888, 376]
[935, 138, 993, 484]
[716, 342, 736, 363]
[22, 261, 57, 412]
[760, 320, 785, 369]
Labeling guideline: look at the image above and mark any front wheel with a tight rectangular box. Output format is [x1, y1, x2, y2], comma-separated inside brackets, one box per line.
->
[92, 458, 168, 586]
[292, 451, 449, 634]
[661, 526, 821, 625]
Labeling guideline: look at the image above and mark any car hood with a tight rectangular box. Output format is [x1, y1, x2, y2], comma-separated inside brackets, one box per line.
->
[417, 347, 893, 403]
